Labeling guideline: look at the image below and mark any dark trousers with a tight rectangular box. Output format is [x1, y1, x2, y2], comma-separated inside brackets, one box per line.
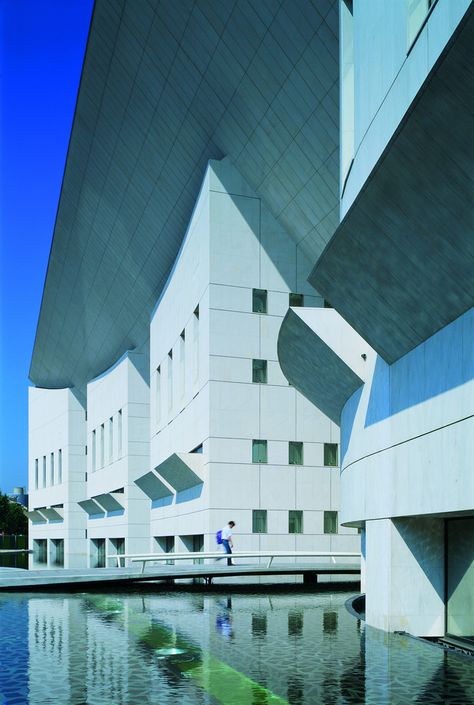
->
[222, 539, 232, 565]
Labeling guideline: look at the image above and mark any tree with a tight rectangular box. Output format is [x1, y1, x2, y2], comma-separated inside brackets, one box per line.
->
[0, 491, 28, 535]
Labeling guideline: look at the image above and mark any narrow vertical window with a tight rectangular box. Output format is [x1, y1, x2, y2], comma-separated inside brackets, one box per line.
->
[252, 288, 267, 313]
[109, 417, 114, 463]
[193, 305, 199, 382]
[289, 293, 304, 307]
[289, 510, 303, 534]
[92, 430, 96, 472]
[407, 0, 434, 47]
[58, 449, 63, 484]
[168, 350, 173, 411]
[118, 410, 123, 458]
[252, 439, 268, 464]
[35, 459, 39, 489]
[324, 443, 339, 466]
[155, 366, 161, 425]
[180, 330, 185, 400]
[324, 511, 338, 534]
[252, 359, 267, 384]
[42, 456, 46, 488]
[341, 0, 354, 186]
[289, 441, 303, 465]
[50, 452, 55, 486]
[100, 423, 105, 467]
[252, 509, 267, 533]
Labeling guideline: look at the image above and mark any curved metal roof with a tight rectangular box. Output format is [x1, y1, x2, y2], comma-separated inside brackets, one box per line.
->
[30, 0, 340, 390]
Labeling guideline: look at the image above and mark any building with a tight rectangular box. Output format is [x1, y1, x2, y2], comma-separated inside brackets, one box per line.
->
[8, 487, 28, 507]
[279, 0, 474, 640]
[28, 0, 359, 571]
[142, 157, 354, 558]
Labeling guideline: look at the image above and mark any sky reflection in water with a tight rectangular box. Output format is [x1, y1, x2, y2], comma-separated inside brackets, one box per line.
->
[0, 589, 473, 705]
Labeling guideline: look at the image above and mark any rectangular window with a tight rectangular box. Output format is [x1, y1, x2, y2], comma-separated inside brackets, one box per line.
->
[168, 350, 173, 411]
[252, 509, 267, 533]
[50, 452, 55, 486]
[407, 0, 435, 47]
[252, 288, 267, 313]
[42, 456, 46, 488]
[193, 306, 199, 382]
[100, 423, 105, 467]
[324, 443, 339, 466]
[252, 359, 267, 384]
[58, 449, 63, 484]
[92, 430, 96, 472]
[289, 441, 303, 465]
[109, 417, 114, 463]
[35, 459, 39, 489]
[289, 293, 304, 307]
[155, 365, 161, 424]
[341, 0, 354, 185]
[118, 410, 123, 458]
[180, 330, 185, 400]
[324, 511, 338, 534]
[252, 439, 267, 464]
[289, 510, 303, 534]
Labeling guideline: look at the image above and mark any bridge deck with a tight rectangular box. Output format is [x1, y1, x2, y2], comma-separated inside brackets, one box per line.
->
[0, 562, 360, 591]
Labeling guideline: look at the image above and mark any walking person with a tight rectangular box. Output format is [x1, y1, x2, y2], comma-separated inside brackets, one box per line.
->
[218, 521, 235, 565]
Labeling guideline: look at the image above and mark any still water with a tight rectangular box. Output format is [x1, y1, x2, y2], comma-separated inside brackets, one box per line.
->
[0, 589, 473, 705]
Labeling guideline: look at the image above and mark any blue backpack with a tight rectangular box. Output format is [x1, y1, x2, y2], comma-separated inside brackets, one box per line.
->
[216, 529, 223, 545]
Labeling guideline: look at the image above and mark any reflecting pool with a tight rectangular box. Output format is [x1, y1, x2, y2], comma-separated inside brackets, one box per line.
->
[1, 589, 473, 704]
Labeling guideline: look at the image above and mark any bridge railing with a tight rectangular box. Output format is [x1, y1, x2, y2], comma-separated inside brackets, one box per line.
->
[106, 550, 361, 573]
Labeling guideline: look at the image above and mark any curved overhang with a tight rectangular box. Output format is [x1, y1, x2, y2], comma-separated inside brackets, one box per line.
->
[310, 4, 474, 364]
[277, 307, 370, 424]
[31, 0, 340, 390]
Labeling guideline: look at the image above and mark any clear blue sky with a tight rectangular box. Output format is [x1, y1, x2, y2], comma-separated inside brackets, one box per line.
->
[0, 0, 93, 493]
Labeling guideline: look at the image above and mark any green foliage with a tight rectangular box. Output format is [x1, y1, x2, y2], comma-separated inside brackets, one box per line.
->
[0, 491, 28, 535]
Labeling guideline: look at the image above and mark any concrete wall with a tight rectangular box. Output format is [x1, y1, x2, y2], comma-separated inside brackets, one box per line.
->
[28, 387, 87, 568]
[340, 307, 474, 634]
[147, 158, 359, 563]
[342, 0, 471, 216]
[85, 352, 150, 562]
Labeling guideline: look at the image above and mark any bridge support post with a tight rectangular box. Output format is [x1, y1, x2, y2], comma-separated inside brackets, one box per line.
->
[303, 572, 317, 585]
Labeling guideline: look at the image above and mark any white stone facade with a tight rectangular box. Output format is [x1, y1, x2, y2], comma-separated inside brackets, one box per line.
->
[28, 158, 360, 569]
[145, 158, 359, 561]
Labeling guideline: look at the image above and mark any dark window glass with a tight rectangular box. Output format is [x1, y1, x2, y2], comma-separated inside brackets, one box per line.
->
[252, 440, 267, 464]
[252, 359, 267, 383]
[289, 293, 304, 307]
[252, 288, 267, 313]
[289, 441, 303, 465]
[289, 510, 303, 534]
[252, 509, 267, 533]
[324, 511, 338, 534]
[324, 443, 338, 466]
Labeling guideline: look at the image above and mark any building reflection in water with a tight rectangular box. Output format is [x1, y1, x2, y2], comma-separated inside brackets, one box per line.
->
[2, 591, 474, 704]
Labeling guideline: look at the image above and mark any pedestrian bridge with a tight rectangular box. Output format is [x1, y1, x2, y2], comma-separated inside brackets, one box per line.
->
[0, 550, 360, 590]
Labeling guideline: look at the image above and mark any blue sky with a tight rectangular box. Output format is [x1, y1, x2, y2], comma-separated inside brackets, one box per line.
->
[0, 0, 93, 493]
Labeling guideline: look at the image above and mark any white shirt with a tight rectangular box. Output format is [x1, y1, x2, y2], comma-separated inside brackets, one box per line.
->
[221, 525, 233, 540]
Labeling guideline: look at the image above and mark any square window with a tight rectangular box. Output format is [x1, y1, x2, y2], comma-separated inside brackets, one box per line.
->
[252, 439, 267, 464]
[252, 509, 267, 533]
[324, 511, 338, 534]
[252, 288, 267, 313]
[289, 293, 304, 307]
[324, 443, 338, 466]
[252, 359, 267, 383]
[289, 441, 303, 465]
[289, 510, 303, 534]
